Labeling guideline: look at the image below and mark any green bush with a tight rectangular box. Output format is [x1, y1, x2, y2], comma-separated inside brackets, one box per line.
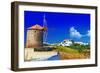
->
[68, 44, 90, 53]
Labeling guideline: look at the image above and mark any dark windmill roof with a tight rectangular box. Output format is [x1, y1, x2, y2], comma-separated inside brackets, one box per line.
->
[28, 24, 46, 30]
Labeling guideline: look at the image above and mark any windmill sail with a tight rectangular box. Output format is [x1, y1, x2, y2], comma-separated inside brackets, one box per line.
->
[43, 14, 48, 43]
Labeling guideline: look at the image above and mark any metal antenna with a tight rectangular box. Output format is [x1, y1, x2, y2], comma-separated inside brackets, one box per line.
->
[43, 14, 48, 43]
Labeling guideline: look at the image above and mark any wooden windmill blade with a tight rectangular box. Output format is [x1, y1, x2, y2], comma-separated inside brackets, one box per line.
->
[43, 14, 48, 43]
[44, 29, 48, 43]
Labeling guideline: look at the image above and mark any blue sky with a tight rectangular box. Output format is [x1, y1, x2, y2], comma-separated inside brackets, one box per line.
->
[24, 11, 90, 44]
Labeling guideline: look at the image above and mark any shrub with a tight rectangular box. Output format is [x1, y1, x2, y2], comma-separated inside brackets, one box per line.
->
[68, 44, 90, 53]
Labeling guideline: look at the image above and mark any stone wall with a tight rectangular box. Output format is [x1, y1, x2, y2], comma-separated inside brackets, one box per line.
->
[26, 30, 43, 48]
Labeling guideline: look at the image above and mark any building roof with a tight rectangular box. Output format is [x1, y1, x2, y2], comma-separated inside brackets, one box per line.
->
[28, 24, 45, 30]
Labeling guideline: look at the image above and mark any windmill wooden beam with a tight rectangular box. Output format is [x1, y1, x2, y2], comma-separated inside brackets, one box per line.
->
[43, 14, 48, 43]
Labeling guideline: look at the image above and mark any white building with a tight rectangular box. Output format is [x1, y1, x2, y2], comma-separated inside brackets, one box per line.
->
[59, 39, 74, 46]
[74, 42, 89, 45]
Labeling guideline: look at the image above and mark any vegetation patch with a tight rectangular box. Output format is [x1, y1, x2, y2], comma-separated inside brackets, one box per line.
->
[53, 45, 90, 59]
[54, 46, 79, 53]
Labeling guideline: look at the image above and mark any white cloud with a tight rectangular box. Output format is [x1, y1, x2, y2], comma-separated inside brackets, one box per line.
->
[87, 30, 90, 37]
[69, 27, 90, 39]
[69, 27, 82, 39]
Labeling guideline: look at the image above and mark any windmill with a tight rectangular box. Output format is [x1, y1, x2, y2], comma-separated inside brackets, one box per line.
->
[43, 14, 48, 44]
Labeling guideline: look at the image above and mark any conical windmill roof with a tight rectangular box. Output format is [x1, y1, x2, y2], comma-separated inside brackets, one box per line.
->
[28, 24, 45, 30]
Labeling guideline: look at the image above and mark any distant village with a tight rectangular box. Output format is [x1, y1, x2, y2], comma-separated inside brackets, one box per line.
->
[48, 39, 89, 47]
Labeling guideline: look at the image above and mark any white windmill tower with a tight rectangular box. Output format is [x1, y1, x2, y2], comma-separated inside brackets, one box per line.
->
[43, 14, 48, 44]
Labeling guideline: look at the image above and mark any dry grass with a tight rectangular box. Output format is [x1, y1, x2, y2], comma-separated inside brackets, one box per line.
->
[59, 51, 90, 60]
[54, 46, 90, 60]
